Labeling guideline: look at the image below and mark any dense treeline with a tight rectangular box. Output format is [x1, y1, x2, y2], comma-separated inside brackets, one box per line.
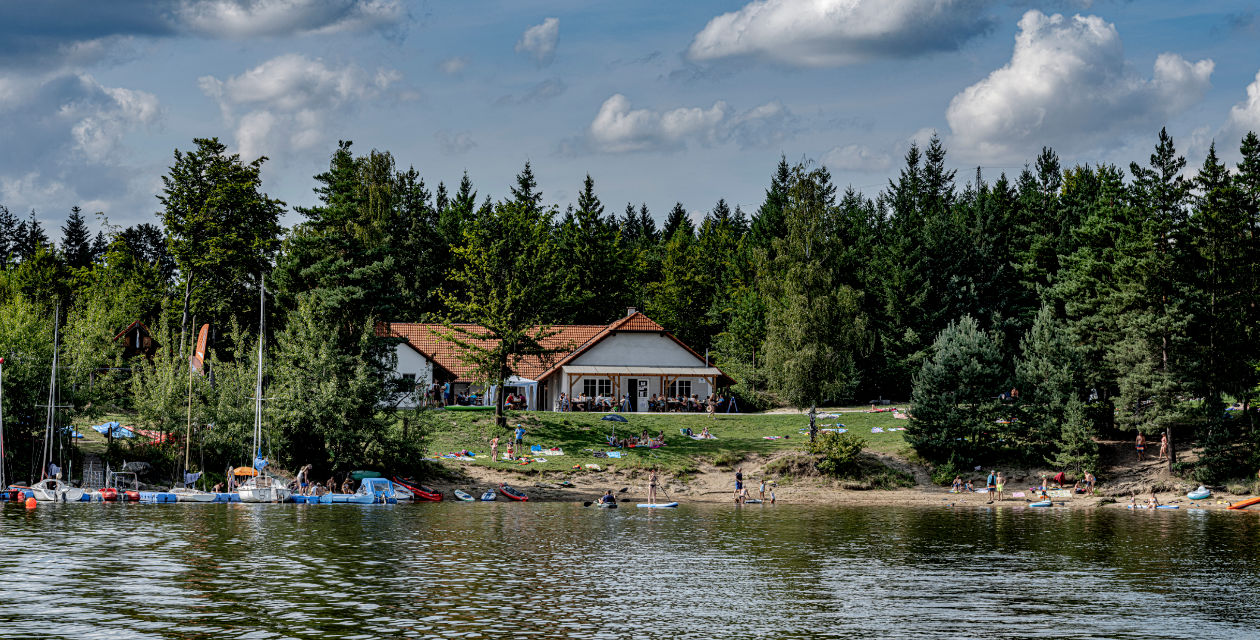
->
[1, 129, 1258, 485]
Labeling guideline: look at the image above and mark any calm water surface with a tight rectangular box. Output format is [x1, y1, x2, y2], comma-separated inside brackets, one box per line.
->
[1, 501, 1258, 639]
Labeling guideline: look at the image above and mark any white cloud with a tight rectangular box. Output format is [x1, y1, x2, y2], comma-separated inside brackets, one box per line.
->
[1223, 69, 1260, 144]
[439, 56, 467, 75]
[435, 130, 477, 156]
[687, 0, 994, 67]
[199, 53, 399, 160]
[586, 94, 790, 153]
[516, 17, 559, 66]
[0, 71, 160, 219]
[946, 10, 1213, 160]
[823, 144, 893, 171]
[176, 0, 404, 39]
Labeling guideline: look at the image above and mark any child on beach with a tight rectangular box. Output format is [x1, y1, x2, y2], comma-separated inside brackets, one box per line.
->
[951, 476, 964, 493]
[490, 436, 499, 462]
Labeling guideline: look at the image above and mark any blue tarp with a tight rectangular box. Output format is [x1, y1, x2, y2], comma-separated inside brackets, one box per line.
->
[91, 422, 134, 439]
[601, 414, 628, 423]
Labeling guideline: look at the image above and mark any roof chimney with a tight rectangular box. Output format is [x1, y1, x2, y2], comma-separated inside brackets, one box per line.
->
[627, 307, 637, 316]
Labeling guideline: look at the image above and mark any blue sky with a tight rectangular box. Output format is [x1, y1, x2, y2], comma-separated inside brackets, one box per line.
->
[2, 0, 1260, 233]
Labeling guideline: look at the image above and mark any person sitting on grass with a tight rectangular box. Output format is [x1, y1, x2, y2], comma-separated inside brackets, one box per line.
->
[505, 442, 515, 461]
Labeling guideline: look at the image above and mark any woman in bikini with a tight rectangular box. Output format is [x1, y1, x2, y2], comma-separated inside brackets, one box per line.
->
[648, 468, 658, 505]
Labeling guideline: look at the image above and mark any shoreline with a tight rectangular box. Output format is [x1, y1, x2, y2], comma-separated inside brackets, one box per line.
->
[426, 462, 1255, 512]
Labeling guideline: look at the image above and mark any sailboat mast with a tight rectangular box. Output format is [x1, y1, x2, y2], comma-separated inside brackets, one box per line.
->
[42, 302, 61, 477]
[254, 274, 265, 459]
[184, 328, 195, 475]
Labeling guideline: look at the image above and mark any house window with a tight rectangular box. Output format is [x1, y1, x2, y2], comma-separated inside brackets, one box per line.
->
[401, 374, 416, 391]
[582, 378, 611, 397]
[667, 380, 691, 398]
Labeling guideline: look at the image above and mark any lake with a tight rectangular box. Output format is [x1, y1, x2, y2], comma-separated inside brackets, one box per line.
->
[1, 501, 1257, 639]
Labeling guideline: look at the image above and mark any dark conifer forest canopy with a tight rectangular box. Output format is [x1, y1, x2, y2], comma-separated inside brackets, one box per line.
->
[3, 129, 1260, 484]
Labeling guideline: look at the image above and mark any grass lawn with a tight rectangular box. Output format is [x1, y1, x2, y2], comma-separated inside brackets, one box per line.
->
[421, 408, 909, 475]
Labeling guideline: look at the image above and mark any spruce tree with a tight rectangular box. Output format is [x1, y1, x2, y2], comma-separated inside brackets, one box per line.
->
[906, 315, 1005, 464]
[662, 202, 693, 240]
[60, 206, 92, 269]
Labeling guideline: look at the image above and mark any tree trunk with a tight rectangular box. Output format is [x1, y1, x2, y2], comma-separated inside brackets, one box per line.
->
[496, 377, 507, 431]
[179, 273, 193, 360]
[1166, 425, 1176, 471]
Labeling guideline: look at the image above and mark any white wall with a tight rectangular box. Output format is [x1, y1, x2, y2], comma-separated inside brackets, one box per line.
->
[391, 343, 434, 408]
[570, 332, 703, 367]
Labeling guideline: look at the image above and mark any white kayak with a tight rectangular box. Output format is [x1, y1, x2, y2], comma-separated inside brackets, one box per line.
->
[636, 502, 678, 508]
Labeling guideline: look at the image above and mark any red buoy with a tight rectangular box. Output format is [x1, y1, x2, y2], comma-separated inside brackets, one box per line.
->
[24, 497, 36, 509]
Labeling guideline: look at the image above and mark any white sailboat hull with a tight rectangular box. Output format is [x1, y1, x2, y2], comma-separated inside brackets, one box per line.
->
[171, 488, 217, 503]
[238, 479, 291, 503]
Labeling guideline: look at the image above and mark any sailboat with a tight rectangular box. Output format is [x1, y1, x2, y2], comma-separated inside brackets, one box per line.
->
[237, 275, 291, 504]
[34, 303, 84, 503]
[171, 324, 215, 503]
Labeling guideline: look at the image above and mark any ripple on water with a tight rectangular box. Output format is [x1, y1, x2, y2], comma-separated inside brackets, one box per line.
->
[1, 502, 1258, 639]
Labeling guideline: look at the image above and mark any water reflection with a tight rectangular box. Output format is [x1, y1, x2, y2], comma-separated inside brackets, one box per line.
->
[0, 502, 1257, 639]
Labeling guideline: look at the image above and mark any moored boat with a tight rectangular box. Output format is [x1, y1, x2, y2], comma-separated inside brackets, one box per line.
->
[392, 476, 442, 501]
[31, 478, 85, 503]
[453, 489, 475, 502]
[480, 490, 496, 501]
[499, 483, 528, 501]
[170, 487, 217, 503]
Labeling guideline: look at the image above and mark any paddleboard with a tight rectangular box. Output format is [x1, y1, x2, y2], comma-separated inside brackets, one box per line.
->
[453, 490, 475, 502]
[480, 491, 496, 501]
[636, 502, 678, 508]
[1227, 496, 1260, 510]
[1029, 501, 1052, 507]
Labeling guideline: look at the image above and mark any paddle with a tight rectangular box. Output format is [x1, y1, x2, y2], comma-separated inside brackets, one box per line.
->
[583, 501, 593, 507]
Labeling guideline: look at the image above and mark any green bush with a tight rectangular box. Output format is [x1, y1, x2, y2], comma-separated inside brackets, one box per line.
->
[807, 431, 865, 477]
[930, 458, 961, 486]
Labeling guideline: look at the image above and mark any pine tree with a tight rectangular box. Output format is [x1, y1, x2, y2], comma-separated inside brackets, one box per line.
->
[0, 205, 17, 266]
[60, 206, 92, 269]
[555, 174, 624, 323]
[1016, 305, 1088, 463]
[662, 202, 693, 240]
[509, 161, 542, 215]
[906, 315, 1006, 464]
[748, 156, 790, 250]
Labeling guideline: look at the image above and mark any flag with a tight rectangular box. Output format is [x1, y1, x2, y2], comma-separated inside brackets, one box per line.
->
[190, 324, 210, 373]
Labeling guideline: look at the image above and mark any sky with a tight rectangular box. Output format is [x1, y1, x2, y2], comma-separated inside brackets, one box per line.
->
[2, 0, 1260, 234]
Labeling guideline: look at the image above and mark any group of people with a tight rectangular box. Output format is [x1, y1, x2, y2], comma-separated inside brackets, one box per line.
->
[555, 391, 728, 415]
[489, 424, 528, 461]
[733, 467, 775, 503]
[422, 382, 485, 408]
[288, 465, 357, 496]
[949, 469, 1097, 502]
[1135, 432, 1171, 462]
[609, 429, 666, 448]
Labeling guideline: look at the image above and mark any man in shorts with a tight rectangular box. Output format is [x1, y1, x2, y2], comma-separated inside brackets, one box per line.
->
[1136, 433, 1146, 461]
[514, 424, 526, 450]
[734, 467, 744, 503]
[986, 470, 997, 504]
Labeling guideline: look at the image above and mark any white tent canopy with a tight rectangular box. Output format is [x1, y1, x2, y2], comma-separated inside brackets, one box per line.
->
[488, 376, 538, 410]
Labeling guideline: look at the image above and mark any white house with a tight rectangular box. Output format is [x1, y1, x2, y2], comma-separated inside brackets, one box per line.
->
[378, 309, 732, 411]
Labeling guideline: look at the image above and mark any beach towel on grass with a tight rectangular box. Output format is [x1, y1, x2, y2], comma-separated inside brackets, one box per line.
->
[690, 434, 718, 440]
[870, 427, 885, 433]
[543, 448, 564, 456]
[763, 436, 782, 440]
[606, 451, 623, 459]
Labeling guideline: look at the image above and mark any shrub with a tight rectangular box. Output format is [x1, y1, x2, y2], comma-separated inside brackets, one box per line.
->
[930, 458, 961, 486]
[807, 431, 865, 477]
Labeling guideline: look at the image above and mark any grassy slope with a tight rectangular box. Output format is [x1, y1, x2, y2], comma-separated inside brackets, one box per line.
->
[423, 408, 909, 474]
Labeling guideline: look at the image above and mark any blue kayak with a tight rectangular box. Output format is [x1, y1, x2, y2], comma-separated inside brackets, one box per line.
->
[636, 502, 678, 508]
[480, 491, 496, 501]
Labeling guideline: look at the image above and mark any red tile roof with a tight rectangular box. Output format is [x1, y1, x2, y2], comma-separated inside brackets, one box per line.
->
[379, 311, 729, 384]
[379, 322, 605, 382]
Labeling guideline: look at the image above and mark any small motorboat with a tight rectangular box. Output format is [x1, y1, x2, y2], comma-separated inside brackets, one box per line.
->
[317, 478, 397, 504]
[1187, 486, 1211, 500]
[480, 490, 496, 501]
[392, 484, 415, 501]
[499, 483, 528, 501]
[392, 476, 443, 501]
[31, 478, 85, 503]
[453, 489, 475, 502]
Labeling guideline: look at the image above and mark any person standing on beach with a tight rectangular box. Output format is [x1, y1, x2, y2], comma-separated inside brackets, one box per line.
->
[490, 436, 499, 462]
[1157, 433, 1169, 462]
[759, 478, 767, 501]
[734, 467, 744, 503]
[1136, 433, 1146, 461]
[995, 472, 1006, 501]
[986, 470, 997, 503]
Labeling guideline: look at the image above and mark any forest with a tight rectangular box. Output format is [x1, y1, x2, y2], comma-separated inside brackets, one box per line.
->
[1, 128, 1258, 486]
